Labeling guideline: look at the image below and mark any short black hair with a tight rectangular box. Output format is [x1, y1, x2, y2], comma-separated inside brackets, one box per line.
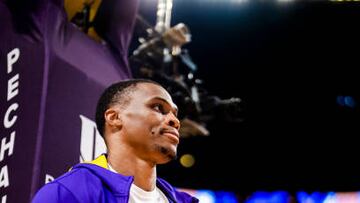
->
[95, 79, 161, 137]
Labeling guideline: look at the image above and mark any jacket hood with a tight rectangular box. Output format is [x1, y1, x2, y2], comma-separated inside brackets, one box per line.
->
[71, 154, 180, 202]
[72, 162, 134, 196]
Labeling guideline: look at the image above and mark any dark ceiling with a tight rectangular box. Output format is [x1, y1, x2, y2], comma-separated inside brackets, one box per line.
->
[135, 0, 360, 192]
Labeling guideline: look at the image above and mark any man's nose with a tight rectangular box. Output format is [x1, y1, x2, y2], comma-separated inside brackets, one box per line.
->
[167, 113, 180, 130]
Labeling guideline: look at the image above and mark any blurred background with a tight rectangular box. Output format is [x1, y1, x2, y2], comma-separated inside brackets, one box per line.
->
[134, 0, 360, 202]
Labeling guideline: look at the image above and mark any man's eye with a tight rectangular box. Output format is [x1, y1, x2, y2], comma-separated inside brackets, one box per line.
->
[153, 104, 164, 113]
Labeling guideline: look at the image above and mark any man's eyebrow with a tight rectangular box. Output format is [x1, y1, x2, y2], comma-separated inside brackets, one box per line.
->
[151, 97, 178, 114]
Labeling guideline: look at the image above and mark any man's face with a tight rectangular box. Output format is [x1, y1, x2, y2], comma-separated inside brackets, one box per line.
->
[117, 83, 180, 164]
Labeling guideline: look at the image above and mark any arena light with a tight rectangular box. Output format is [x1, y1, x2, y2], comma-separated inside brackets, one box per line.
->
[195, 190, 216, 203]
[180, 154, 195, 168]
[246, 191, 290, 203]
[336, 95, 356, 108]
[277, 0, 295, 3]
[230, 0, 248, 3]
[189, 0, 248, 3]
[330, 0, 360, 2]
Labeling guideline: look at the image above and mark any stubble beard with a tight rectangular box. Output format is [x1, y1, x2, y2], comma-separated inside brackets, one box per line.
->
[156, 144, 177, 162]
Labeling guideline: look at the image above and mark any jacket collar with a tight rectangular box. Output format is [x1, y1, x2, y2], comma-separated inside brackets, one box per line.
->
[73, 155, 134, 196]
[74, 154, 178, 202]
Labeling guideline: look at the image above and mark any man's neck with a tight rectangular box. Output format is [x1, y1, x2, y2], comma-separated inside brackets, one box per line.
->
[107, 149, 157, 191]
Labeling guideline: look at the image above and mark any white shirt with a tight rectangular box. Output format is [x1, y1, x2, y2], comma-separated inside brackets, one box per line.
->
[108, 164, 169, 203]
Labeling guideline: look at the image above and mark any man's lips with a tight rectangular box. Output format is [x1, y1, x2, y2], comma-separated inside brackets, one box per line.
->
[161, 129, 180, 143]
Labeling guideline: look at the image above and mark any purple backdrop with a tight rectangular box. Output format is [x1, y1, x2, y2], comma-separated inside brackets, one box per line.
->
[0, 0, 138, 202]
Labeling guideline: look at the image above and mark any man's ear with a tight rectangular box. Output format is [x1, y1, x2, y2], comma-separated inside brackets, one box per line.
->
[104, 108, 122, 130]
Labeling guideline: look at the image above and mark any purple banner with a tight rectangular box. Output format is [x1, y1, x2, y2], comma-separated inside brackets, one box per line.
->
[1, 3, 45, 202]
[1, 0, 136, 202]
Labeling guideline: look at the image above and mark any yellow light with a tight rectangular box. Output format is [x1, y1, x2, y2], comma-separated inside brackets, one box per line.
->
[180, 154, 195, 168]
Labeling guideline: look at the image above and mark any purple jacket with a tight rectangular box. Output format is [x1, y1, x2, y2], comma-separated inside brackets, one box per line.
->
[32, 155, 199, 203]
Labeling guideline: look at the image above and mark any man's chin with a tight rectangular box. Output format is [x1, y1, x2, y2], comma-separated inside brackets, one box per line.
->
[157, 145, 177, 163]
